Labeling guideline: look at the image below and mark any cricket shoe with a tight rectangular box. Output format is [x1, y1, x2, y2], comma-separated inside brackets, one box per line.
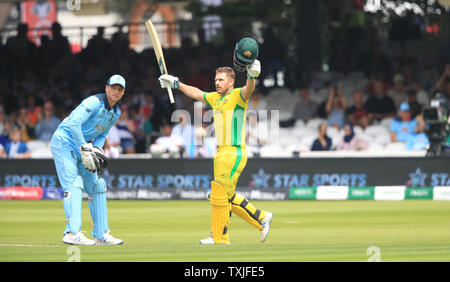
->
[199, 233, 230, 245]
[62, 232, 96, 245]
[260, 212, 273, 243]
[94, 231, 123, 245]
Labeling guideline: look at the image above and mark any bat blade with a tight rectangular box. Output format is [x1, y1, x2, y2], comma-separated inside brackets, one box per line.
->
[145, 19, 175, 104]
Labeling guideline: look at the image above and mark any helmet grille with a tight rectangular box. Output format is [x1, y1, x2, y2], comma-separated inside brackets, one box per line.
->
[233, 49, 248, 72]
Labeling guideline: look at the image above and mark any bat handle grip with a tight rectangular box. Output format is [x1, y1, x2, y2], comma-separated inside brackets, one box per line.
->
[167, 86, 175, 104]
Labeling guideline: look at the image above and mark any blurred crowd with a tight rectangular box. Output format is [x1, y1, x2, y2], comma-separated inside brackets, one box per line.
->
[0, 21, 449, 159]
[274, 58, 450, 154]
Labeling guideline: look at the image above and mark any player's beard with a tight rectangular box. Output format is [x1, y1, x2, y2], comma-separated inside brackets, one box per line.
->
[216, 85, 231, 95]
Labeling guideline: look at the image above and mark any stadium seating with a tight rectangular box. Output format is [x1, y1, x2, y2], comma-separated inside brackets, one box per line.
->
[246, 84, 428, 157]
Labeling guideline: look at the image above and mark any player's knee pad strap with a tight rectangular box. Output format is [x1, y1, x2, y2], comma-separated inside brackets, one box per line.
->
[231, 193, 263, 231]
[209, 181, 231, 244]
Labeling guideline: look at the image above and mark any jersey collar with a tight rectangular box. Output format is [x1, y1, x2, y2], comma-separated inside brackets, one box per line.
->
[219, 89, 233, 101]
[101, 93, 119, 112]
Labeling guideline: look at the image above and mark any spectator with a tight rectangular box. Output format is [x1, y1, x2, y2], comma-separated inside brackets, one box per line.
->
[246, 113, 269, 149]
[291, 86, 318, 124]
[390, 102, 416, 143]
[193, 126, 215, 158]
[365, 80, 396, 123]
[128, 105, 146, 153]
[147, 92, 174, 133]
[35, 101, 61, 142]
[171, 115, 195, 158]
[325, 85, 348, 130]
[26, 95, 42, 126]
[5, 23, 36, 79]
[388, 74, 407, 108]
[311, 123, 332, 151]
[0, 117, 12, 148]
[49, 22, 71, 63]
[5, 128, 31, 159]
[0, 143, 6, 158]
[337, 123, 369, 151]
[139, 92, 154, 120]
[410, 82, 430, 107]
[346, 90, 370, 129]
[60, 87, 75, 113]
[405, 114, 429, 151]
[16, 107, 34, 142]
[85, 26, 111, 65]
[149, 124, 183, 158]
[37, 34, 52, 71]
[115, 109, 136, 154]
[405, 88, 423, 118]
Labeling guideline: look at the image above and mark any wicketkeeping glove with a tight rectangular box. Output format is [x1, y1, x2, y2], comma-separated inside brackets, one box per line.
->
[159, 74, 180, 89]
[80, 143, 100, 173]
[247, 59, 261, 79]
[92, 146, 108, 174]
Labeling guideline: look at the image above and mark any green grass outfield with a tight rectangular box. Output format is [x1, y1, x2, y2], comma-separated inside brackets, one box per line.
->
[1, 200, 450, 262]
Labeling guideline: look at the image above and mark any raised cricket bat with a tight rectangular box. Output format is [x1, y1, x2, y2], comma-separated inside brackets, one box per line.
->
[145, 19, 175, 104]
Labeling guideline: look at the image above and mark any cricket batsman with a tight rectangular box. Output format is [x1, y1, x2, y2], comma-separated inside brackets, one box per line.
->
[159, 38, 273, 244]
[50, 75, 125, 245]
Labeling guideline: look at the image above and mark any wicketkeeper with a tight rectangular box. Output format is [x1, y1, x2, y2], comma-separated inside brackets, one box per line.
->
[159, 38, 273, 244]
[50, 75, 125, 245]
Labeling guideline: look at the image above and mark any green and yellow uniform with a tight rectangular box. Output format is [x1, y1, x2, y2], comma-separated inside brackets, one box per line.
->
[204, 88, 267, 244]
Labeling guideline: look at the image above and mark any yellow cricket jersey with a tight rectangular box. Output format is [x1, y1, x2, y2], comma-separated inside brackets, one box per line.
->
[203, 88, 248, 147]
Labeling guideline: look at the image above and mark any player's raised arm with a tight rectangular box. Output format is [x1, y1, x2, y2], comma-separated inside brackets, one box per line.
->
[241, 59, 261, 101]
[159, 74, 205, 102]
[233, 37, 261, 101]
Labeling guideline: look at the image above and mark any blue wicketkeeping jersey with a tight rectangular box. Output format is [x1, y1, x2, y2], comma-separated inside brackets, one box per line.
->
[56, 93, 121, 150]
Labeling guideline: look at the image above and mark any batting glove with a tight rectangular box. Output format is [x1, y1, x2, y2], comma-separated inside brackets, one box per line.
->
[247, 59, 261, 79]
[159, 74, 180, 89]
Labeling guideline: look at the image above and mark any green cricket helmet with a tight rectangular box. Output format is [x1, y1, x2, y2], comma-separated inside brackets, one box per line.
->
[233, 37, 259, 72]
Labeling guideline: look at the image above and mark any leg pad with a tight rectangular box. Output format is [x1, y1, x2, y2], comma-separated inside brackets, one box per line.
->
[209, 181, 231, 244]
[91, 178, 109, 240]
[231, 193, 265, 231]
